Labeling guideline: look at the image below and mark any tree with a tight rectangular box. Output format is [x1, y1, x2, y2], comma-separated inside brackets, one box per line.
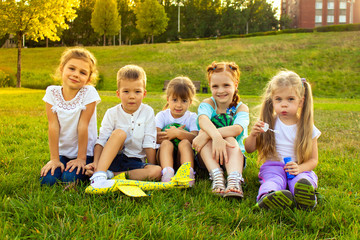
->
[0, 0, 79, 88]
[117, 0, 140, 45]
[243, 0, 278, 33]
[63, 0, 100, 46]
[91, 0, 121, 46]
[135, 0, 169, 43]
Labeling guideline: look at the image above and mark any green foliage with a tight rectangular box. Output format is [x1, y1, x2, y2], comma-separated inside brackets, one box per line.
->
[91, 0, 121, 45]
[315, 23, 360, 32]
[117, 0, 140, 45]
[62, 0, 100, 46]
[134, 0, 169, 43]
[0, 0, 79, 42]
[0, 68, 16, 87]
[244, 0, 278, 33]
[0, 0, 80, 87]
[279, 14, 292, 30]
[0, 89, 359, 238]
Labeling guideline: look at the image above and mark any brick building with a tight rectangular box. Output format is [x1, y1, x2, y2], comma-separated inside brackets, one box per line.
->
[281, 0, 360, 28]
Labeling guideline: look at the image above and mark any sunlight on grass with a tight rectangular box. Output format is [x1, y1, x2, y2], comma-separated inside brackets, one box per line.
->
[0, 89, 359, 238]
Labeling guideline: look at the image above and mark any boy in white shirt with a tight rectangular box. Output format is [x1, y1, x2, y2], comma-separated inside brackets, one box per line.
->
[85, 65, 161, 189]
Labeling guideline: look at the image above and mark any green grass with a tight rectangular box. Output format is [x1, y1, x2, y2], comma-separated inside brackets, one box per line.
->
[0, 31, 359, 98]
[0, 88, 359, 239]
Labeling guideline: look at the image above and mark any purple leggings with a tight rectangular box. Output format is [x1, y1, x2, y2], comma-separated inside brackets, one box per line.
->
[257, 161, 318, 201]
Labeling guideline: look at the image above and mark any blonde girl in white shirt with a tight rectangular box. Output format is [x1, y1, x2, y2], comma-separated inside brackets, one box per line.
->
[245, 71, 320, 210]
[40, 48, 100, 186]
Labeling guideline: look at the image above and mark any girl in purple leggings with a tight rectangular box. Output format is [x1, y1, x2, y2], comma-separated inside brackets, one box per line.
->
[245, 70, 321, 210]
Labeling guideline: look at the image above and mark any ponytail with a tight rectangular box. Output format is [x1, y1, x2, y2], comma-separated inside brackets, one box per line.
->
[295, 80, 314, 164]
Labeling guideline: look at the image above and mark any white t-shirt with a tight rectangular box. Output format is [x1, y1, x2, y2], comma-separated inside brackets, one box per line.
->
[96, 103, 157, 161]
[155, 109, 198, 132]
[274, 117, 321, 163]
[43, 85, 101, 158]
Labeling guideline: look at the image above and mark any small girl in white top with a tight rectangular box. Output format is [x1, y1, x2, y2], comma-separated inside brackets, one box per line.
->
[156, 77, 198, 186]
[245, 70, 321, 210]
[40, 48, 101, 186]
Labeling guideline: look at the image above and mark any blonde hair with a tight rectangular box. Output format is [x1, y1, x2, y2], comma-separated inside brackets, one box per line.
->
[163, 76, 197, 110]
[117, 65, 146, 90]
[206, 61, 241, 108]
[55, 47, 98, 85]
[256, 70, 314, 164]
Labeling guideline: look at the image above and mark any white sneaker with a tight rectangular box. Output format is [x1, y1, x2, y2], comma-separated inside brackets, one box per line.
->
[189, 168, 196, 187]
[161, 167, 175, 182]
[90, 171, 115, 189]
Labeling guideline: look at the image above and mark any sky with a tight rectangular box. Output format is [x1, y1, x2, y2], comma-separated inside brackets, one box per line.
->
[267, 0, 282, 18]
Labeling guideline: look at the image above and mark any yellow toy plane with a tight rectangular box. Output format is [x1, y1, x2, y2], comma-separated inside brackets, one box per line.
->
[85, 162, 193, 197]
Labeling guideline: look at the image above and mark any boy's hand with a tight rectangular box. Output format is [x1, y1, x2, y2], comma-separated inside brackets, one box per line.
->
[65, 158, 87, 175]
[84, 163, 96, 176]
[41, 160, 64, 177]
[284, 162, 300, 175]
[157, 131, 168, 143]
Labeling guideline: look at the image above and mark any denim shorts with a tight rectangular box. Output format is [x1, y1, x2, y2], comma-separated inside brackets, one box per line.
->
[108, 153, 148, 172]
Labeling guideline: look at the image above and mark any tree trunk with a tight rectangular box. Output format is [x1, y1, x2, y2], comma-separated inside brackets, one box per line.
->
[151, 35, 154, 44]
[46, 37, 49, 47]
[16, 32, 22, 88]
[103, 34, 106, 46]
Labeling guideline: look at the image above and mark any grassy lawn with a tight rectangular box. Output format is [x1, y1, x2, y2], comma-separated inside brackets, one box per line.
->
[0, 88, 359, 239]
[0, 31, 359, 98]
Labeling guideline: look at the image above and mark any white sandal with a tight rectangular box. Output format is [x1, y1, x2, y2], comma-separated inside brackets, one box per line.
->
[209, 168, 226, 196]
[223, 171, 244, 198]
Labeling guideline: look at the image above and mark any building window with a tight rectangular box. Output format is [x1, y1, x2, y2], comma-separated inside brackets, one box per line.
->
[315, 15, 322, 23]
[339, 2, 347, 9]
[328, 1, 334, 10]
[327, 15, 334, 23]
[339, 15, 346, 23]
[315, 2, 323, 9]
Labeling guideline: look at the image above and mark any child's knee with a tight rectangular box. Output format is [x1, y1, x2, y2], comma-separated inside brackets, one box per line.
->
[40, 168, 62, 186]
[146, 165, 162, 180]
[61, 169, 87, 183]
[160, 140, 174, 149]
[178, 139, 191, 150]
[225, 137, 238, 145]
[111, 129, 127, 140]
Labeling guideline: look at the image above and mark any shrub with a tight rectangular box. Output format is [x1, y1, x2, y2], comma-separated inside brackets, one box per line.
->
[0, 68, 16, 87]
[315, 23, 360, 32]
[95, 73, 105, 90]
[21, 72, 56, 89]
[279, 28, 313, 33]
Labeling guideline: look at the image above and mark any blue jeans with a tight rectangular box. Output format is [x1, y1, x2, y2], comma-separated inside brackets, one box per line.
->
[40, 155, 93, 186]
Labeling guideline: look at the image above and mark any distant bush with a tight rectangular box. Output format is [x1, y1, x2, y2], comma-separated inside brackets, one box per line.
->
[180, 38, 200, 42]
[22, 72, 56, 89]
[279, 28, 313, 33]
[0, 68, 16, 87]
[315, 24, 360, 32]
[95, 73, 105, 90]
[219, 34, 242, 39]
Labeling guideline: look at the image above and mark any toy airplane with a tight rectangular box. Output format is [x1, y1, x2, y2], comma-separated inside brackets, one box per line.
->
[85, 162, 193, 197]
